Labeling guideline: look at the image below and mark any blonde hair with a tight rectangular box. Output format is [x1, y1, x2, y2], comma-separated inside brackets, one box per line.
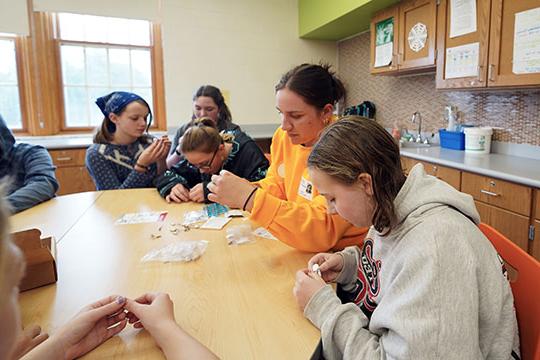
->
[181, 117, 234, 154]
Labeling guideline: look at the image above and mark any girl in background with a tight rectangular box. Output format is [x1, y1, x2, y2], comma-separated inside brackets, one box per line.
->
[86, 91, 171, 190]
[207, 64, 367, 252]
[157, 117, 268, 203]
[166, 85, 240, 168]
[293, 117, 520, 359]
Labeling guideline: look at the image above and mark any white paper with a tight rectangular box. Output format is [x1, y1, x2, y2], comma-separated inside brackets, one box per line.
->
[374, 42, 393, 67]
[115, 211, 167, 225]
[200, 217, 231, 230]
[445, 42, 479, 79]
[226, 209, 244, 218]
[513, 7, 540, 74]
[450, 0, 477, 38]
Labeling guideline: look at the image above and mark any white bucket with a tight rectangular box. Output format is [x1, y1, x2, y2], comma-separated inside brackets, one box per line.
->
[464, 127, 493, 154]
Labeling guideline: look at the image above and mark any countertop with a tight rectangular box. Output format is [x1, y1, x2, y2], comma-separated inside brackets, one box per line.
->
[16, 130, 540, 188]
[16, 123, 279, 150]
[400, 146, 540, 188]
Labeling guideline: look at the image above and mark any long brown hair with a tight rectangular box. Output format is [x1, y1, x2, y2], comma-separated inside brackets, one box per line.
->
[181, 117, 234, 154]
[307, 116, 406, 234]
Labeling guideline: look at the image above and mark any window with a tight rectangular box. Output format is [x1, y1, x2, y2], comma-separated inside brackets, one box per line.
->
[0, 34, 23, 129]
[57, 13, 154, 129]
[0, 12, 165, 135]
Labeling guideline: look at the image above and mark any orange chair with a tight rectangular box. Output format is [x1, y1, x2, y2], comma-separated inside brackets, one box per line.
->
[478, 223, 540, 360]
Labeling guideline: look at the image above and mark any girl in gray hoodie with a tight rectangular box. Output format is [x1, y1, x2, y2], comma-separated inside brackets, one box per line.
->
[293, 116, 520, 360]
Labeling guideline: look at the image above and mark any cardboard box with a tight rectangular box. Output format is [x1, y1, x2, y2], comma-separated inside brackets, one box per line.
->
[12, 228, 57, 291]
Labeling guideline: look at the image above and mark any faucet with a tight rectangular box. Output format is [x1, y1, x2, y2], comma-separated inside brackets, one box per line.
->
[411, 111, 429, 144]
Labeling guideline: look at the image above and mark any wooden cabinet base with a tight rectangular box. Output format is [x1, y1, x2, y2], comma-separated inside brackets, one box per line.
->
[475, 201, 530, 252]
[56, 167, 96, 195]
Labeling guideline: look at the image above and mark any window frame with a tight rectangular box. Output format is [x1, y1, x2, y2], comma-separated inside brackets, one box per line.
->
[12, 11, 167, 136]
[0, 34, 30, 134]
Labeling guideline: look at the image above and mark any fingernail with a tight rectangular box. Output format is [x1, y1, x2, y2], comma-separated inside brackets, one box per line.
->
[116, 296, 126, 304]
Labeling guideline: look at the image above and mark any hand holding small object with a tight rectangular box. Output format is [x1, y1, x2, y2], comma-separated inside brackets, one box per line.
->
[307, 252, 344, 283]
[166, 184, 190, 203]
[293, 269, 326, 311]
[189, 183, 205, 203]
[49, 295, 128, 359]
[207, 170, 257, 210]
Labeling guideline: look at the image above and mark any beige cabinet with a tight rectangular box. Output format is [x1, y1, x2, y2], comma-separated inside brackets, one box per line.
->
[50, 148, 95, 195]
[370, 0, 437, 74]
[437, 0, 540, 89]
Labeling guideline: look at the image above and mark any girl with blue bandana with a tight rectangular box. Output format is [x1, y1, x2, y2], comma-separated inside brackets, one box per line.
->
[86, 91, 171, 190]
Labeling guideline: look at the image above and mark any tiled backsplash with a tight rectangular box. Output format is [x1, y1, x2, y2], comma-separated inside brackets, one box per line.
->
[338, 32, 540, 146]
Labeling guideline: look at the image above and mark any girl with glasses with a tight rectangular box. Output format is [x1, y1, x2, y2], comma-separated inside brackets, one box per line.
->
[157, 117, 268, 203]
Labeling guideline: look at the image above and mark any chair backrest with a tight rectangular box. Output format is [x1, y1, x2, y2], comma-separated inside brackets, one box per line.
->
[478, 223, 540, 360]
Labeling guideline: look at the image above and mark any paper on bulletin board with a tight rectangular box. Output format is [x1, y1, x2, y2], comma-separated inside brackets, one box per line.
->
[445, 42, 479, 79]
[449, 0, 477, 38]
[513, 7, 540, 74]
[374, 17, 394, 68]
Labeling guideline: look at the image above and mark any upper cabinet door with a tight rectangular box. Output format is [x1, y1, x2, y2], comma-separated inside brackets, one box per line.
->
[398, 0, 437, 71]
[436, 0, 491, 89]
[370, 5, 400, 74]
[488, 0, 540, 87]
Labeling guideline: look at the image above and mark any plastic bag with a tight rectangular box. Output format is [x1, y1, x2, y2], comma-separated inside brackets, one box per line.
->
[226, 224, 254, 245]
[141, 240, 208, 263]
[253, 227, 278, 240]
[182, 210, 208, 226]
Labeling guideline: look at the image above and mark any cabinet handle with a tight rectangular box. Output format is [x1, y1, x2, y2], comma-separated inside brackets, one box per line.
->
[480, 189, 499, 197]
[477, 65, 483, 82]
[488, 64, 494, 82]
[56, 157, 72, 161]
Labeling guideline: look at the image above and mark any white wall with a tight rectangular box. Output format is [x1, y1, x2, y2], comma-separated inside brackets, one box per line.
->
[160, 0, 337, 127]
[24, 0, 338, 128]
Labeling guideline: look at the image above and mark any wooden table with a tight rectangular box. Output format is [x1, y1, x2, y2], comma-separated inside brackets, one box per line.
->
[13, 189, 320, 359]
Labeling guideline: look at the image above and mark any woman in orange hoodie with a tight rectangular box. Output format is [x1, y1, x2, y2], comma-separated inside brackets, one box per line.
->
[207, 64, 367, 252]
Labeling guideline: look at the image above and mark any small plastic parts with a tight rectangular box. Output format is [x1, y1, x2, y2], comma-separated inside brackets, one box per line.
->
[312, 263, 322, 277]
[183, 210, 208, 226]
[141, 240, 208, 263]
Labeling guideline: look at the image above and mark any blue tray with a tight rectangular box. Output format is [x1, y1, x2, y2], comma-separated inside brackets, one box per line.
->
[439, 129, 465, 150]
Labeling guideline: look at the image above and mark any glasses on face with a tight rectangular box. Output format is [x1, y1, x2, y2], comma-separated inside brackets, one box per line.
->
[191, 146, 219, 170]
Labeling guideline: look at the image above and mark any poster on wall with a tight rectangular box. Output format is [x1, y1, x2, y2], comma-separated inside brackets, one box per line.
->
[513, 7, 540, 74]
[449, 0, 477, 38]
[374, 17, 394, 68]
[445, 42, 479, 79]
